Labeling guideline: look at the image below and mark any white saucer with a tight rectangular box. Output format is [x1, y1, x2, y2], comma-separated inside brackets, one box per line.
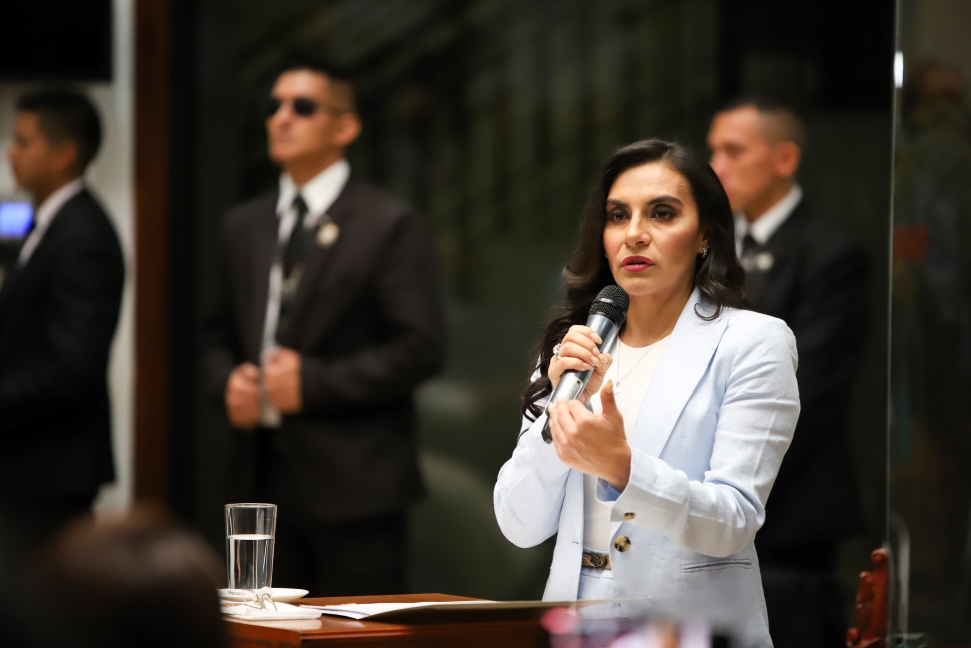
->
[219, 587, 309, 603]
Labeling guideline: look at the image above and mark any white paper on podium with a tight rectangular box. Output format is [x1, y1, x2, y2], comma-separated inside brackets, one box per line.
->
[302, 600, 492, 620]
[300, 599, 614, 623]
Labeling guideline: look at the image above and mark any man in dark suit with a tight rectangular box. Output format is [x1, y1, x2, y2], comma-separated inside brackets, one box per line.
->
[709, 97, 869, 647]
[0, 90, 125, 570]
[203, 60, 446, 596]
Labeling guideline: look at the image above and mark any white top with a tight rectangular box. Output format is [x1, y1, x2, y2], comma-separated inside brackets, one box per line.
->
[733, 184, 802, 255]
[18, 177, 86, 265]
[582, 335, 670, 553]
[259, 159, 351, 427]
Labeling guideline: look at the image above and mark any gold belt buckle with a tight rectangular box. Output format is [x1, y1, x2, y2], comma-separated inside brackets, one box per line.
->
[582, 552, 611, 569]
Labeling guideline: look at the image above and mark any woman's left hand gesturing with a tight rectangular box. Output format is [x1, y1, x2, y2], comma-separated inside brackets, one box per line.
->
[548, 379, 632, 491]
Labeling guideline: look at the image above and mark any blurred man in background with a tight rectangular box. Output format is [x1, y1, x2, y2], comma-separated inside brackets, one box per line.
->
[0, 89, 124, 575]
[203, 58, 446, 596]
[709, 97, 869, 647]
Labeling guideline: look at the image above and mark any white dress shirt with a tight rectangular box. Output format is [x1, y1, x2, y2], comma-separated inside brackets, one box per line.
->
[18, 177, 86, 265]
[259, 159, 351, 426]
[274, 158, 351, 231]
[733, 184, 802, 256]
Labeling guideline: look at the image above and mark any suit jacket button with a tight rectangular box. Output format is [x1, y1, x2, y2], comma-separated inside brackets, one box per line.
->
[614, 536, 630, 552]
[623, 512, 635, 520]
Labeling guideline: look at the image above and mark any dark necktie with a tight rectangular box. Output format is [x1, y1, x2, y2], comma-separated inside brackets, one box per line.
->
[741, 233, 759, 258]
[276, 194, 313, 344]
[740, 232, 770, 310]
[283, 194, 310, 278]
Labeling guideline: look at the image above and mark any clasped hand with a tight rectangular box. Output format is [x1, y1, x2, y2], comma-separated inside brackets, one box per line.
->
[547, 325, 631, 491]
[225, 348, 302, 429]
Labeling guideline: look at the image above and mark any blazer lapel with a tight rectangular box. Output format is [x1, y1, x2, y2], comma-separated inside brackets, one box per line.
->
[0, 262, 22, 319]
[0, 192, 77, 319]
[608, 291, 726, 543]
[282, 181, 357, 345]
[629, 288, 728, 459]
[748, 201, 806, 316]
[248, 203, 280, 360]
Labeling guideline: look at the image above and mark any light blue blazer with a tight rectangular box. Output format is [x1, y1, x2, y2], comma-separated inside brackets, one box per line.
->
[494, 289, 799, 648]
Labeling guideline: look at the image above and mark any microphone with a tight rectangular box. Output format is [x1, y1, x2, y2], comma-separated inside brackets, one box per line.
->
[541, 285, 630, 443]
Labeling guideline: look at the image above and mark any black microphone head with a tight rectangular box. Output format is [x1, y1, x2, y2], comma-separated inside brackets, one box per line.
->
[589, 285, 629, 326]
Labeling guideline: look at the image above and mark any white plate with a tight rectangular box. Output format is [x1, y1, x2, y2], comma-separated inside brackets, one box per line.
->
[219, 588, 309, 603]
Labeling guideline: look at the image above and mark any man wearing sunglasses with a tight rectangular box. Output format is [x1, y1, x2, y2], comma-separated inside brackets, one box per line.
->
[203, 59, 446, 597]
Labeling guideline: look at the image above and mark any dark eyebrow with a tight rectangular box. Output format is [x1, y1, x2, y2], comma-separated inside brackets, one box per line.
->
[606, 195, 684, 208]
[648, 195, 683, 206]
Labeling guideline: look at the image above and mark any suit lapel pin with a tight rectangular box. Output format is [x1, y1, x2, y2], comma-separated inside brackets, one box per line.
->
[755, 251, 774, 272]
[316, 216, 340, 248]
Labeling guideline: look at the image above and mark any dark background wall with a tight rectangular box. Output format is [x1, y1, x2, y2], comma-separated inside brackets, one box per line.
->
[0, 0, 112, 81]
[166, 0, 892, 607]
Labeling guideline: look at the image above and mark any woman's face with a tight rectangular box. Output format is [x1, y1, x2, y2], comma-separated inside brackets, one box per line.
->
[603, 162, 708, 301]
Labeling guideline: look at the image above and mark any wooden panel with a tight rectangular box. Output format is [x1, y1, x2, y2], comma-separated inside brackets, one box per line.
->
[133, 0, 171, 503]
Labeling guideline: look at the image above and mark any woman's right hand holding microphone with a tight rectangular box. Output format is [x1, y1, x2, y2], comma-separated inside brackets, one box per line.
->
[546, 325, 629, 490]
[548, 324, 613, 405]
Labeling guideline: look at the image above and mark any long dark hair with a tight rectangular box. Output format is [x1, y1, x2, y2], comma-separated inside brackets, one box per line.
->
[522, 139, 747, 421]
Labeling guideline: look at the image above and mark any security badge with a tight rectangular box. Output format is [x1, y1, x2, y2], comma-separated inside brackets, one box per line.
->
[316, 215, 340, 248]
[281, 215, 339, 295]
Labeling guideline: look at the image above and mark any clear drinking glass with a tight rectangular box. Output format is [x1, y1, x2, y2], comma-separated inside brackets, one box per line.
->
[225, 503, 277, 591]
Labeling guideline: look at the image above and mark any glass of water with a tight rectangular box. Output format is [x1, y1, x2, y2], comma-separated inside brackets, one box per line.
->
[225, 503, 277, 591]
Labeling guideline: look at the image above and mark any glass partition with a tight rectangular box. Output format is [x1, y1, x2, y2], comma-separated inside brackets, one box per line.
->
[891, 0, 971, 642]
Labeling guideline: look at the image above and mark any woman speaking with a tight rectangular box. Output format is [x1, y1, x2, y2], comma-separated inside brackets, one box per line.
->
[494, 140, 799, 647]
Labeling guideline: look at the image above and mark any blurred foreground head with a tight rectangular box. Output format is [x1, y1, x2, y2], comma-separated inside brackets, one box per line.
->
[24, 508, 226, 648]
[707, 97, 805, 220]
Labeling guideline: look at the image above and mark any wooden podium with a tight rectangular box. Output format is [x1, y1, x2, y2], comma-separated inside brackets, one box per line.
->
[225, 594, 549, 647]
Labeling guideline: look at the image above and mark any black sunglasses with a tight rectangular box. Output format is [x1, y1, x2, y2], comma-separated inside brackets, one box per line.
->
[266, 96, 318, 118]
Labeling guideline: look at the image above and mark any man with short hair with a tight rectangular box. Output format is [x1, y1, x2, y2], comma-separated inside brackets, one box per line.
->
[708, 98, 869, 647]
[0, 90, 125, 565]
[203, 60, 446, 596]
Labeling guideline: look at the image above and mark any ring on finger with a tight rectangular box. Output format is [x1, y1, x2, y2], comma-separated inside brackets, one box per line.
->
[553, 343, 563, 359]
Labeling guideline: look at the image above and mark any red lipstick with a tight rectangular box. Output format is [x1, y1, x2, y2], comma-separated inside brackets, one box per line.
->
[620, 255, 653, 272]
